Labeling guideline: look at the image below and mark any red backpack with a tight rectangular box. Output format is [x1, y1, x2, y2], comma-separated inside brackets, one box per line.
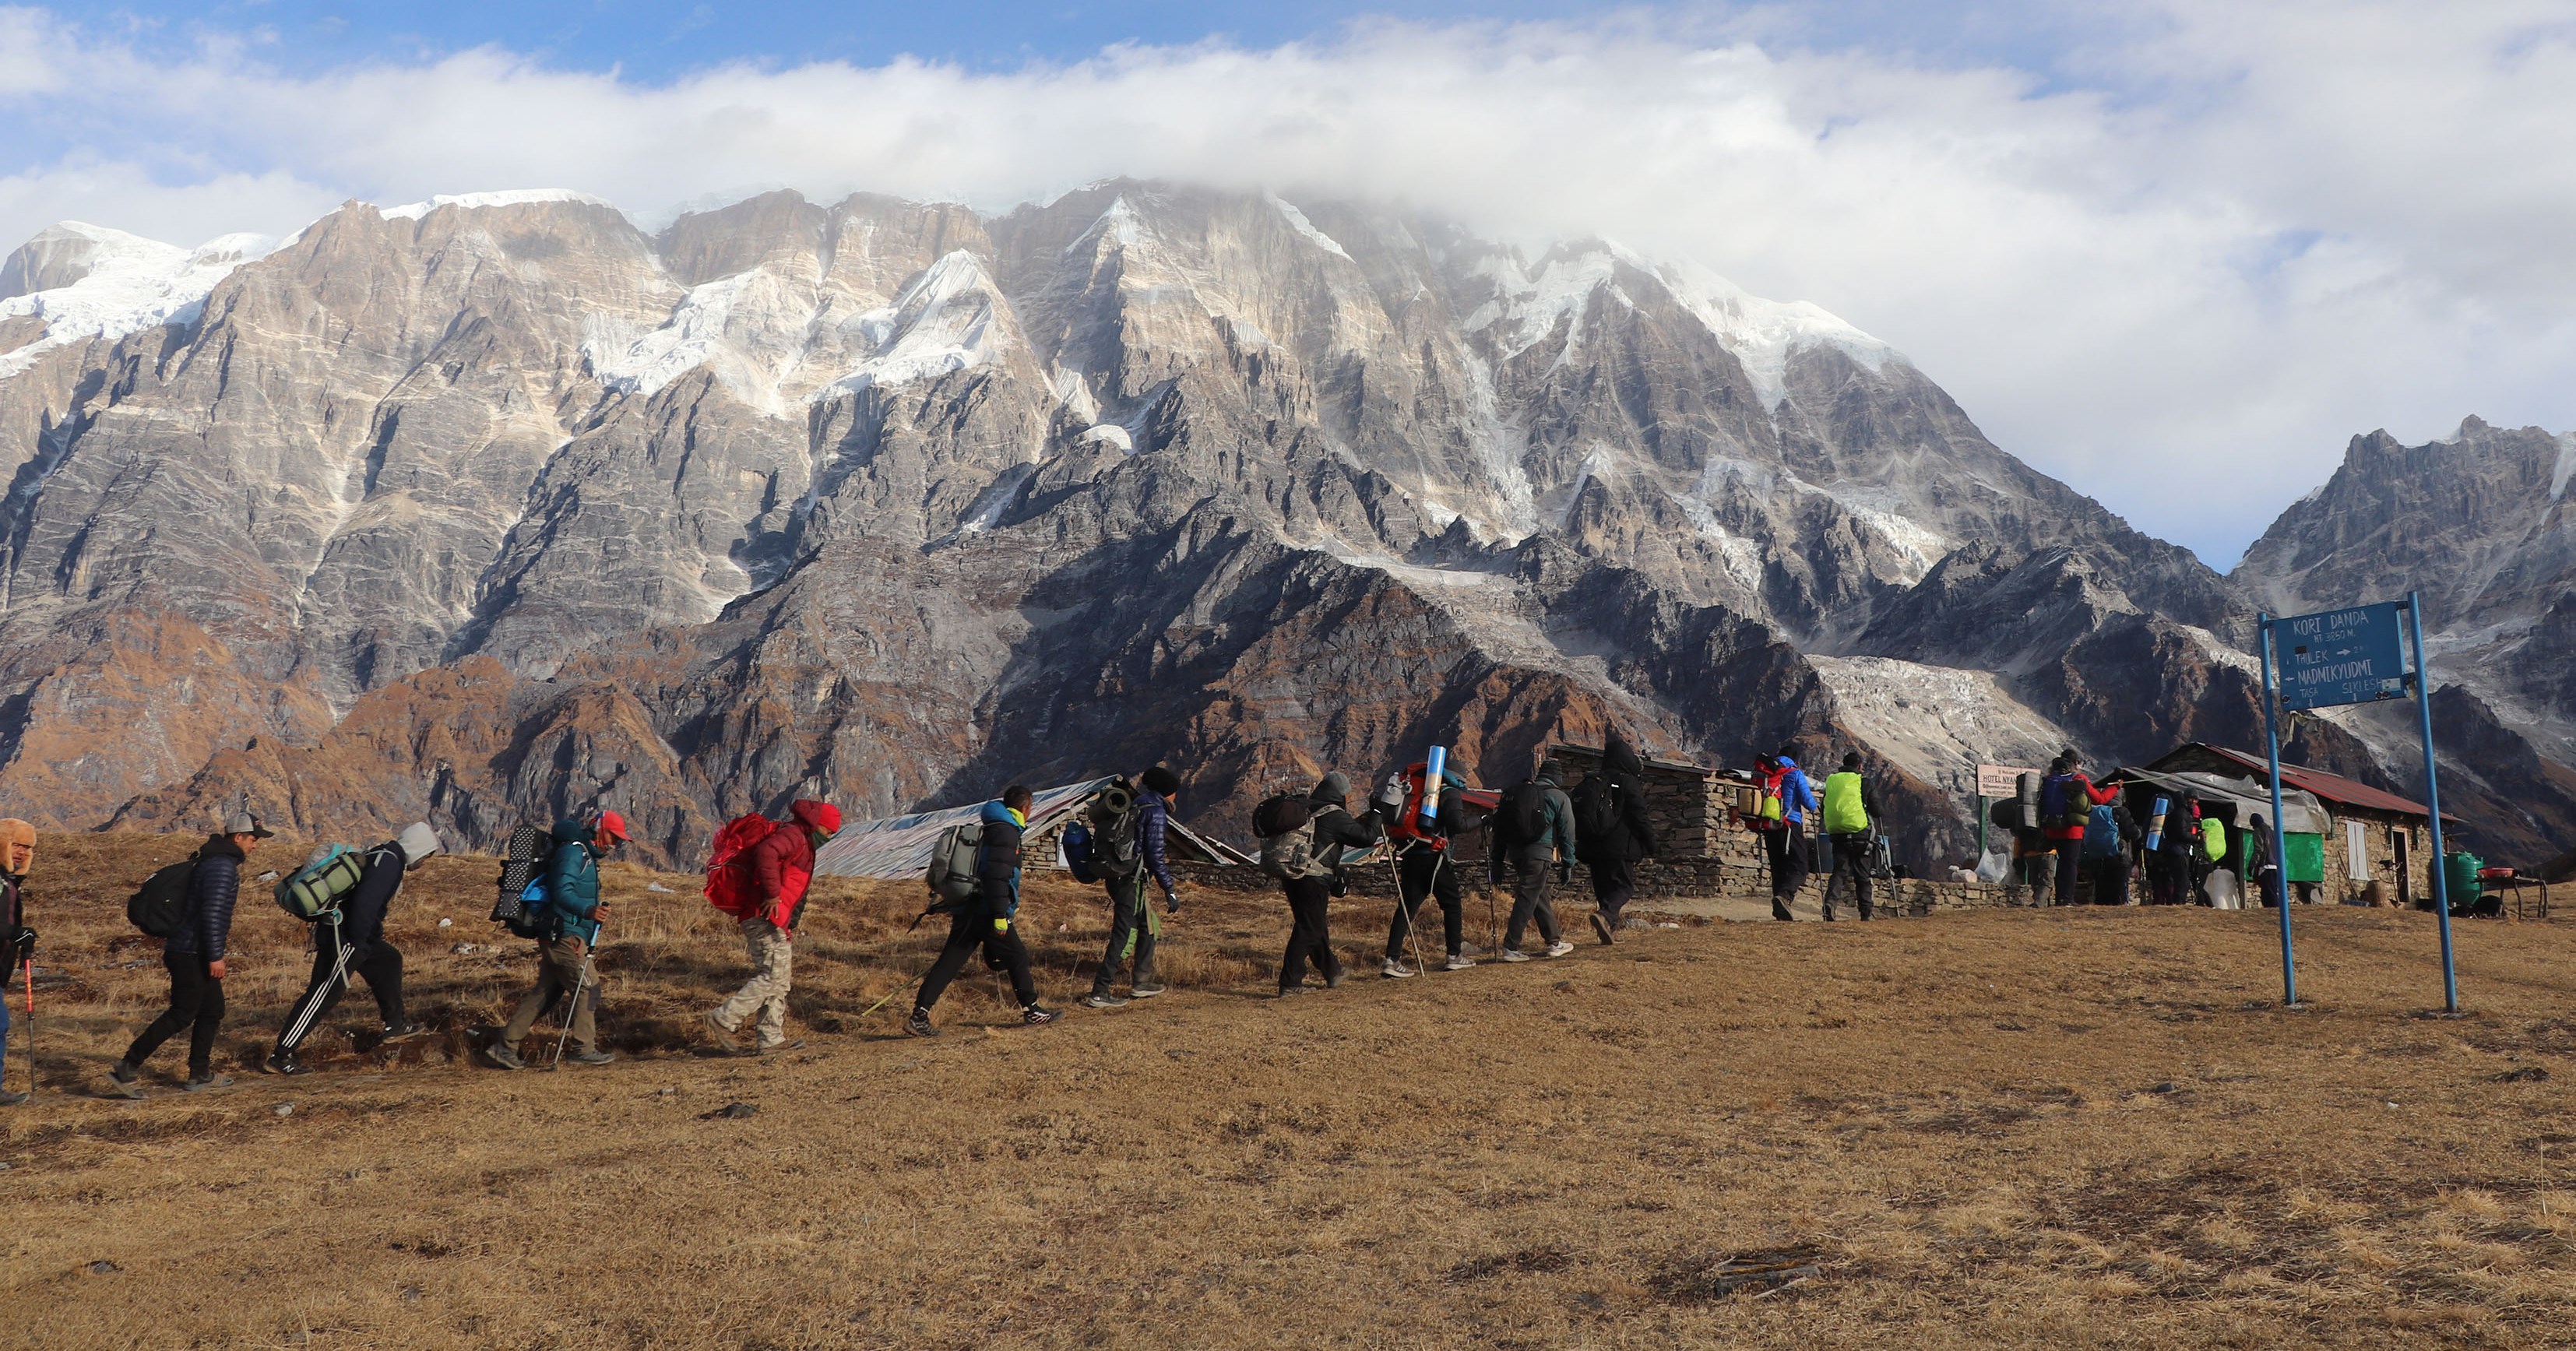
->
[705, 814, 779, 919]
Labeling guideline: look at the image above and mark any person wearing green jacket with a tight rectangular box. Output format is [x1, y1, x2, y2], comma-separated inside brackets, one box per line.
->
[1818, 752, 1881, 921]
[487, 810, 628, 1068]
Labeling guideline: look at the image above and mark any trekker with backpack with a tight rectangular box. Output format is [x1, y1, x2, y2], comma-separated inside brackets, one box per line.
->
[2038, 751, 2118, 905]
[1260, 772, 1387, 996]
[907, 786, 1057, 1035]
[2080, 792, 2140, 907]
[487, 811, 628, 1069]
[1571, 734, 1659, 944]
[1082, 768, 1184, 1009]
[1488, 758, 1578, 961]
[702, 800, 841, 1055]
[1, 820, 36, 1105]
[1818, 752, 1881, 921]
[265, 823, 442, 1075]
[111, 814, 272, 1096]
[1767, 750, 1818, 920]
[1381, 759, 1478, 976]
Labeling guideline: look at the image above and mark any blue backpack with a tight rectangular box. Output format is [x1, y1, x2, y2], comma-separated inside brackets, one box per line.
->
[1061, 821, 1098, 884]
[2082, 804, 2122, 859]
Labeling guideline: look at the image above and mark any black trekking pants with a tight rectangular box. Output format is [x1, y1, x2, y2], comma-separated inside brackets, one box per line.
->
[1766, 822, 1809, 917]
[1386, 847, 1464, 960]
[125, 949, 225, 1077]
[1091, 870, 1160, 995]
[1822, 832, 1874, 919]
[2089, 856, 2131, 907]
[1502, 853, 1561, 949]
[916, 909, 1038, 1013]
[1589, 855, 1638, 928]
[1279, 876, 1342, 989]
[276, 927, 405, 1054]
[2146, 851, 2188, 905]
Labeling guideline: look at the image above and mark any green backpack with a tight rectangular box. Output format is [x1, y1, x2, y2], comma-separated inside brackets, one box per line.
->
[276, 844, 367, 921]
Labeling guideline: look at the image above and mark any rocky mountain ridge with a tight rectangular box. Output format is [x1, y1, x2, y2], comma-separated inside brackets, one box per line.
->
[1, 181, 2564, 866]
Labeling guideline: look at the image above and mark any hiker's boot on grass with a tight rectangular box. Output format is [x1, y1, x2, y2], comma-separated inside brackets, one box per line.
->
[756, 1039, 804, 1055]
[106, 1061, 145, 1099]
[1381, 958, 1416, 979]
[183, 1071, 233, 1092]
[380, 1021, 431, 1044]
[1322, 961, 1348, 990]
[1590, 913, 1615, 945]
[262, 1050, 311, 1076]
[565, 1047, 614, 1066]
[1022, 1004, 1059, 1026]
[1128, 980, 1165, 999]
[702, 1011, 750, 1057]
[1276, 983, 1311, 998]
[1497, 948, 1533, 963]
[1079, 991, 1128, 1009]
[904, 1008, 940, 1038]
[1545, 940, 1576, 959]
[483, 1042, 527, 1071]
[1444, 952, 1476, 971]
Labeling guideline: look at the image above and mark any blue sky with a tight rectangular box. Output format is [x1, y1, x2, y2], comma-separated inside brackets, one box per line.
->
[6, 2, 2574, 565]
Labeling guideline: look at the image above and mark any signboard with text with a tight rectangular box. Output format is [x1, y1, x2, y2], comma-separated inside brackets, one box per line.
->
[2273, 603, 2408, 710]
[1976, 763, 2038, 798]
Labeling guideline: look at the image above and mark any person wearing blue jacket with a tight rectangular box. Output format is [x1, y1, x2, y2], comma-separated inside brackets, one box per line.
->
[1768, 749, 1819, 920]
[908, 786, 1059, 1036]
[487, 810, 628, 1069]
[1083, 767, 1184, 1008]
[111, 814, 271, 1096]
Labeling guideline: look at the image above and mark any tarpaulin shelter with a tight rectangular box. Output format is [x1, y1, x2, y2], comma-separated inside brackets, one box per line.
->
[811, 778, 1252, 881]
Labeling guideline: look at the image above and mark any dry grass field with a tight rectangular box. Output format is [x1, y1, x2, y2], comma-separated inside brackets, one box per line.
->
[2, 831, 2572, 1348]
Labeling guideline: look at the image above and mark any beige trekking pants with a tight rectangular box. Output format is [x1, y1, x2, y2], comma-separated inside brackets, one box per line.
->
[713, 917, 793, 1046]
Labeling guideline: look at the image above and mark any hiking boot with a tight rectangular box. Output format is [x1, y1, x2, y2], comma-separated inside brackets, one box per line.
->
[1821, 907, 1838, 922]
[1322, 965, 1348, 990]
[106, 1061, 145, 1099]
[1022, 1004, 1059, 1026]
[1079, 991, 1129, 1009]
[755, 1039, 804, 1055]
[1498, 948, 1532, 963]
[379, 1021, 431, 1043]
[0, 1089, 26, 1106]
[904, 1008, 940, 1038]
[483, 1042, 527, 1071]
[262, 1050, 311, 1076]
[1381, 959, 1416, 979]
[565, 1047, 615, 1066]
[183, 1072, 233, 1092]
[1444, 953, 1476, 971]
[1276, 983, 1311, 998]
[1590, 913, 1616, 945]
[702, 1011, 750, 1057]
[1545, 940, 1576, 959]
[1128, 982, 1165, 999]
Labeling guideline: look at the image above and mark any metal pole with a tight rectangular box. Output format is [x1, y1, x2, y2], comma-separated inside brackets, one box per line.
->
[2408, 592, 2459, 1012]
[1976, 793, 1988, 863]
[2258, 614, 2297, 1005]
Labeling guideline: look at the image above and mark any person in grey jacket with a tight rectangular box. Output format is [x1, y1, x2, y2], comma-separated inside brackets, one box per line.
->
[111, 814, 272, 1095]
[1489, 758, 1578, 960]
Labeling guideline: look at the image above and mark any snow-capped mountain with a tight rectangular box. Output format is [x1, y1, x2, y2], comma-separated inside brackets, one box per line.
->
[0, 179, 2558, 866]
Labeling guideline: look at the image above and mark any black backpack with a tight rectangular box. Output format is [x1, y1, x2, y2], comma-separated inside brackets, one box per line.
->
[1569, 777, 1618, 853]
[128, 860, 195, 938]
[488, 825, 554, 939]
[1089, 779, 1142, 878]
[1497, 781, 1551, 850]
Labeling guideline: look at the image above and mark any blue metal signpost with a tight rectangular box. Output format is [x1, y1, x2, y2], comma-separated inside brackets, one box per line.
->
[2259, 599, 2457, 1011]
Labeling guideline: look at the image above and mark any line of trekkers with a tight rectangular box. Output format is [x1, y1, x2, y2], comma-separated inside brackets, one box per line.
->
[54, 730, 1902, 1096]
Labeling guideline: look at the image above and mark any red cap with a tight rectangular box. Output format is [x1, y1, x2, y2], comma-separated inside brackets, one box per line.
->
[792, 800, 842, 836]
[596, 809, 631, 841]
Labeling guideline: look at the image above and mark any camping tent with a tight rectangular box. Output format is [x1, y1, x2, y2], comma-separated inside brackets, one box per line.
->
[811, 778, 1253, 881]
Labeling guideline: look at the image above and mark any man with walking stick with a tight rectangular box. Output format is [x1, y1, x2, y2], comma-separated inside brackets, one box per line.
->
[0, 819, 34, 1105]
[487, 811, 627, 1069]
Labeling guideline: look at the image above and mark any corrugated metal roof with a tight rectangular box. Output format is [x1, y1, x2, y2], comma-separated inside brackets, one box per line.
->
[2170, 744, 2446, 820]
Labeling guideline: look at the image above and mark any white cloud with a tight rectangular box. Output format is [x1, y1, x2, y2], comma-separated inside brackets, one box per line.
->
[2, 2, 2571, 566]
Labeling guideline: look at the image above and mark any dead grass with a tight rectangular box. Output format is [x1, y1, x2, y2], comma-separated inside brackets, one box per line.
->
[0, 832, 2572, 1347]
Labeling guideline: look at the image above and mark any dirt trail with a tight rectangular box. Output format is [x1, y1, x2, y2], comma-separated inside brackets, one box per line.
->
[2, 834, 2571, 1348]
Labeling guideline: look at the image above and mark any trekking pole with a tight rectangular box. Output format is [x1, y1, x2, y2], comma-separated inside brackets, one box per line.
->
[1384, 852, 1430, 976]
[19, 947, 33, 1099]
[857, 957, 946, 1020]
[548, 938, 597, 1071]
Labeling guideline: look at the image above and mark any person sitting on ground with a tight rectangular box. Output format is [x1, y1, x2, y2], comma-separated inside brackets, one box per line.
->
[909, 786, 1057, 1035]
[1277, 772, 1388, 995]
[266, 822, 442, 1075]
[487, 810, 626, 1069]
[704, 800, 840, 1055]
[0, 819, 36, 1106]
[111, 814, 271, 1096]
[1572, 733, 1659, 945]
[1083, 768, 1184, 1008]
[1818, 751, 1882, 920]
[1489, 758, 1578, 961]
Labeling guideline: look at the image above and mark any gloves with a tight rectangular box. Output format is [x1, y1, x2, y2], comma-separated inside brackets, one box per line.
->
[9, 926, 30, 960]
[1163, 888, 1181, 916]
[992, 916, 1011, 934]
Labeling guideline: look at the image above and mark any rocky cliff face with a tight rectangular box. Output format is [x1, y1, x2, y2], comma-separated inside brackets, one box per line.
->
[2, 181, 2561, 867]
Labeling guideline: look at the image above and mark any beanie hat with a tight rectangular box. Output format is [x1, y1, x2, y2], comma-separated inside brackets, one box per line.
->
[1142, 765, 1181, 797]
[1312, 771, 1350, 804]
[396, 822, 443, 866]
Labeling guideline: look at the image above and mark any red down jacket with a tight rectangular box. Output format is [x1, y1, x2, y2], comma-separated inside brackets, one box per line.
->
[738, 800, 842, 928]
